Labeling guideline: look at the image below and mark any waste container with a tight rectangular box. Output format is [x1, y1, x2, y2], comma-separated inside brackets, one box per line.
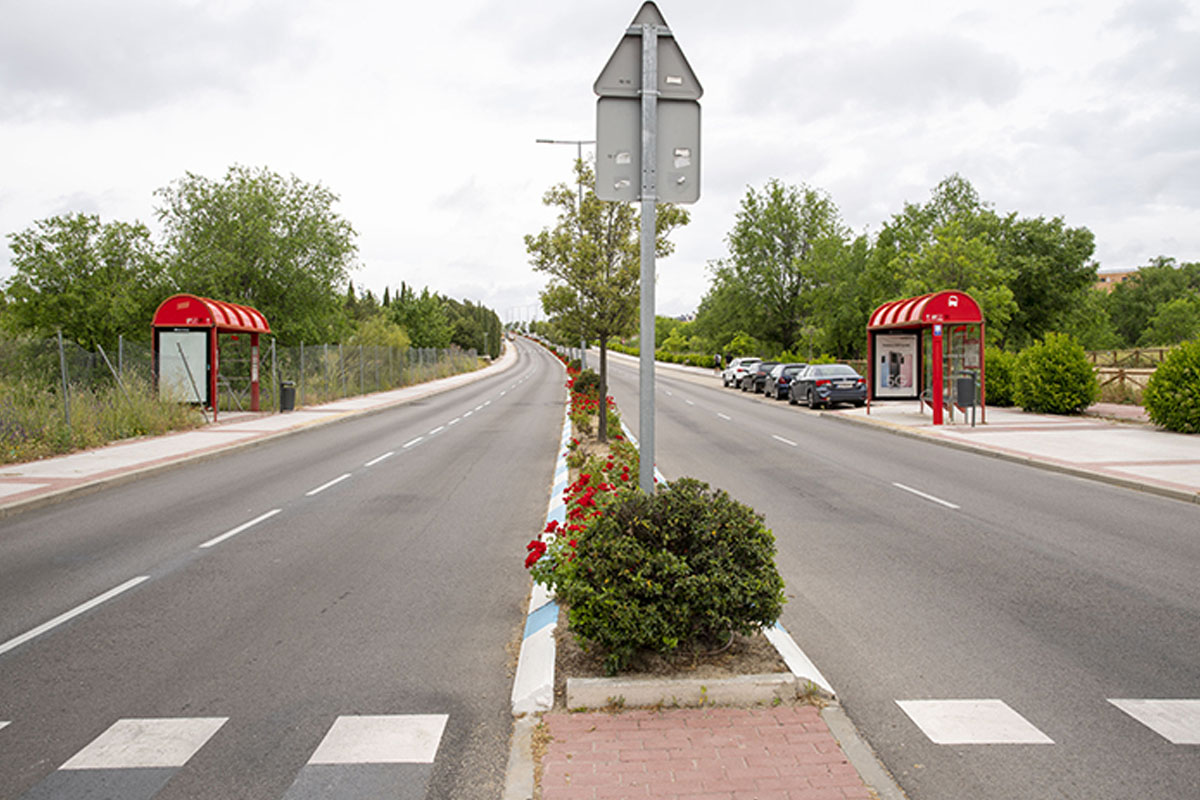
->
[279, 380, 296, 412]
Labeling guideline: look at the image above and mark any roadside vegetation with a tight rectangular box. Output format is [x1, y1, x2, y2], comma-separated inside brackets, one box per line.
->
[0, 164, 505, 461]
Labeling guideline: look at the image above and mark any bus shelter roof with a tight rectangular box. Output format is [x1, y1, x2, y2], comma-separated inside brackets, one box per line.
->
[152, 293, 271, 334]
[868, 291, 983, 330]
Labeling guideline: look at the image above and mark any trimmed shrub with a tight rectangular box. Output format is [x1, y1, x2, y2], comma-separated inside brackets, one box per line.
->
[572, 368, 601, 398]
[984, 347, 1018, 406]
[1013, 332, 1099, 414]
[1143, 338, 1200, 433]
[556, 478, 785, 675]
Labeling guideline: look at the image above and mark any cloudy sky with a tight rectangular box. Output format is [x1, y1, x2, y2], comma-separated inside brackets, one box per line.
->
[2, 0, 1197, 321]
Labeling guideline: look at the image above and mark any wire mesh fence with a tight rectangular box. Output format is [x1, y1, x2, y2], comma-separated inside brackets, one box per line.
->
[0, 333, 481, 464]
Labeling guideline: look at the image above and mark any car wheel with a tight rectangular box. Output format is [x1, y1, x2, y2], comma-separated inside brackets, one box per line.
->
[807, 389, 817, 409]
[854, 400, 865, 407]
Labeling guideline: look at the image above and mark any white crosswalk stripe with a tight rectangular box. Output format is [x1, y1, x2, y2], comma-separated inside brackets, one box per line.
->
[60, 717, 228, 769]
[308, 714, 448, 764]
[897, 699, 1054, 744]
[1109, 699, 1200, 744]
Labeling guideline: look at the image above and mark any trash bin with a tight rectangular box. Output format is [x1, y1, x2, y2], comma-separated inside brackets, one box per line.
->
[279, 380, 296, 412]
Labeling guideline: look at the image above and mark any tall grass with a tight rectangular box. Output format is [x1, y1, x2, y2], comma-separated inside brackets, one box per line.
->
[0, 375, 204, 465]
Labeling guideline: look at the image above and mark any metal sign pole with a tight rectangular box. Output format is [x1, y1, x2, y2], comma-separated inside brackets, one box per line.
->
[638, 21, 658, 495]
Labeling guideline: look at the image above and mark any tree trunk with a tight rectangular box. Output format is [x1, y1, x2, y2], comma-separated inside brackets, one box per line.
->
[598, 338, 608, 442]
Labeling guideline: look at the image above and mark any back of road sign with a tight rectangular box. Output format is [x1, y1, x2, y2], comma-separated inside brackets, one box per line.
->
[596, 97, 700, 203]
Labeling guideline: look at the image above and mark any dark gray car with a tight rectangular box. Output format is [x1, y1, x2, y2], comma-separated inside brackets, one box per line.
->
[790, 364, 867, 408]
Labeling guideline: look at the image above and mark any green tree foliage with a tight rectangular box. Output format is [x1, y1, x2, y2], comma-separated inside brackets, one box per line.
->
[443, 296, 502, 357]
[984, 346, 1019, 406]
[1106, 258, 1200, 347]
[1143, 338, 1200, 433]
[1138, 294, 1200, 346]
[715, 179, 850, 352]
[1013, 332, 1099, 414]
[527, 158, 688, 440]
[389, 283, 452, 349]
[2, 213, 169, 350]
[155, 164, 358, 345]
[348, 312, 411, 350]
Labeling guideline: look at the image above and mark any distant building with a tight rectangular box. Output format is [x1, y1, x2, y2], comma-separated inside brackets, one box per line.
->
[1095, 269, 1138, 292]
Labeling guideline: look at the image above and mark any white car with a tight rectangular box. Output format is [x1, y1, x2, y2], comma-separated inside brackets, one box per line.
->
[722, 357, 761, 388]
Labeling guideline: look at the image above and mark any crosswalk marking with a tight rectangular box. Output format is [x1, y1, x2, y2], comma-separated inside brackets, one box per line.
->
[309, 715, 448, 764]
[60, 717, 228, 769]
[897, 700, 1054, 744]
[1109, 699, 1200, 744]
[0, 721, 8, 732]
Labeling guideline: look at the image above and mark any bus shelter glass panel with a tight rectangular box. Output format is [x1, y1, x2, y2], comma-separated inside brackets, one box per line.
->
[874, 333, 919, 398]
[158, 330, 208, 402]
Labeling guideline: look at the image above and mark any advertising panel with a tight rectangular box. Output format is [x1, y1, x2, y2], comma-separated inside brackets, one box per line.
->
[875, 333, 918, 398]
[158, 330, 209, 403]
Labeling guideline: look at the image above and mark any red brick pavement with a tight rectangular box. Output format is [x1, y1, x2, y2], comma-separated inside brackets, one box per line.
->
[540, 706, 875, 800]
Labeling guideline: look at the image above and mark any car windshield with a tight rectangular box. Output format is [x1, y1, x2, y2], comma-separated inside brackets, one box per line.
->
[782, 365, 804, 376]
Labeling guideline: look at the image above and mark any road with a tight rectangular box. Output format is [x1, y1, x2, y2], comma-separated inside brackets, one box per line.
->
[600, 351, 1200, 800]
[0, 336, 565, 800]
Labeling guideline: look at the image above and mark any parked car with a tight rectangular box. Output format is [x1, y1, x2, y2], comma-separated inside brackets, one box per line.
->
[763, 362, 807, 400]
[790, 364, 867, 408]
[722, 357, 760, 388]
[741, 361, 779, 393]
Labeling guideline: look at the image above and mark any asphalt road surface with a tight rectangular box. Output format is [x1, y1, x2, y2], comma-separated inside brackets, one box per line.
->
[0, 337, 565, 800]
[600, 351, 1200, 800]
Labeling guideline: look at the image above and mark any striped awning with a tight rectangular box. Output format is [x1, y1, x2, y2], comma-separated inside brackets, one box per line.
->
[151, 294, 271, 334]
[868, 291, 982, 329]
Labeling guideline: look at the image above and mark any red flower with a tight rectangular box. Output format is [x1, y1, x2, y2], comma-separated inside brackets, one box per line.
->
[524, 540, 547, 568]
[544, 520, 560, 534]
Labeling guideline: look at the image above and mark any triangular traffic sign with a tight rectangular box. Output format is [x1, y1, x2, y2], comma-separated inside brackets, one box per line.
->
[593, 2, 702, 100]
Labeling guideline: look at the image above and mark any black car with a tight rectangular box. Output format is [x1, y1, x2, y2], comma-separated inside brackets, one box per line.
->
[740, 361, 779, 393]
[763, 362, 806, 400]
[790, 364, 867, 408]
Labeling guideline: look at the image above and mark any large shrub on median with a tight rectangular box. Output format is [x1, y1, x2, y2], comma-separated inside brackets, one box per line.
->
[1013, 332, 1098, 414]
[1143, 338, 1200, 433]
[556, 478, 786, 675]
[984, 346, 1018, 406]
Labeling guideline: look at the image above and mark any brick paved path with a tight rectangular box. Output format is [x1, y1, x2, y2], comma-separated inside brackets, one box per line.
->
[541, 706, 874, 800]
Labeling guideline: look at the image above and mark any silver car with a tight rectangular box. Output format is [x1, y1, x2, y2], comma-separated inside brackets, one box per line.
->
[722, 357, 760, 388]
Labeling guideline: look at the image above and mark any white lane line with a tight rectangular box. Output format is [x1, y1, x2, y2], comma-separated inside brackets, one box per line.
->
[200, 508, 283, 549]
[666, 390, 673, 396]
[483, 400, 492, 407]
[463, 411, 474, 418]
[772, 435, 797, 447]
[306, 473, 351, 496]
[892, 482, 961, 509]
[685, 399, 695, 405]
[717, 413, 731, 421]
[0, 721, 8, 732]
[308, 714, 449, 765]
[364, 451, 394, 467]
[0, 576, 150, 657]
[474, 405, 484, 411]
[429, 426, 445, 435]
[500, 390, 507, 396]
[62, 717, 229, 769]
[448, 418, 461, 426]
[403, 436, 424, 448]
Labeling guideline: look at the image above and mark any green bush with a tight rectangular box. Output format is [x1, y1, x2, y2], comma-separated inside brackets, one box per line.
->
[572, 368, 600, 397]
[1143, 338, 1200, 433]
[1013, 332, 1099, 414]
[557, 478, 786, 675]
[984, 347, 1018, 406]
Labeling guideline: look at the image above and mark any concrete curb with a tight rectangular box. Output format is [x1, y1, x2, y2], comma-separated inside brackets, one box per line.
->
[824, 409, 1200, 506]
[0, 345, 519, 520]
[822, 704, 910, 800]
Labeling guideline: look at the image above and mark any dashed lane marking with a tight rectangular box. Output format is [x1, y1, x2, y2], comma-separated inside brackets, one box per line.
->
[364, 452, 394, 467]
[717, 413, 731, 420]
[772, 435, 797, 447]
[0, 576, 149, 658]
[897, 700, 1054, 745]
[1109, 699, 1200, 744]
[200, 509, 282, 549]
[428, 426, 445, 435]
[305, 474, 351, 497]
[403, 437, 424, 449]
[892, 482, 961, 509]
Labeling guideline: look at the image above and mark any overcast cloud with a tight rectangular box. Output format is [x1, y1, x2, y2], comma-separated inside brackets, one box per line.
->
[1, 0, 1197, 322]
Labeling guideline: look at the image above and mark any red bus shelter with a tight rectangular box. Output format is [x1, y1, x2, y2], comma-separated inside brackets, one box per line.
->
[867, 290, 985, 425]
[152, 294, 271, 421]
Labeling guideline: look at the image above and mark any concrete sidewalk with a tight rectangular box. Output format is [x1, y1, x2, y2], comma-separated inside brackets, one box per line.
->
[829, 399, 1200, 505]
[0, 344, 518, 518]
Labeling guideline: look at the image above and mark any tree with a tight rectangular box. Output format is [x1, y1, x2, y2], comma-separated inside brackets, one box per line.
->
[1107, 258, 1200, 347]
[2, 213, 169, 349]
[389, 283, 453, 349]
[720, 179, 850, 352]
[1139, 294, 1200, 346]
[526, 159, 689, 440]
[155, 164, 358, 345]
